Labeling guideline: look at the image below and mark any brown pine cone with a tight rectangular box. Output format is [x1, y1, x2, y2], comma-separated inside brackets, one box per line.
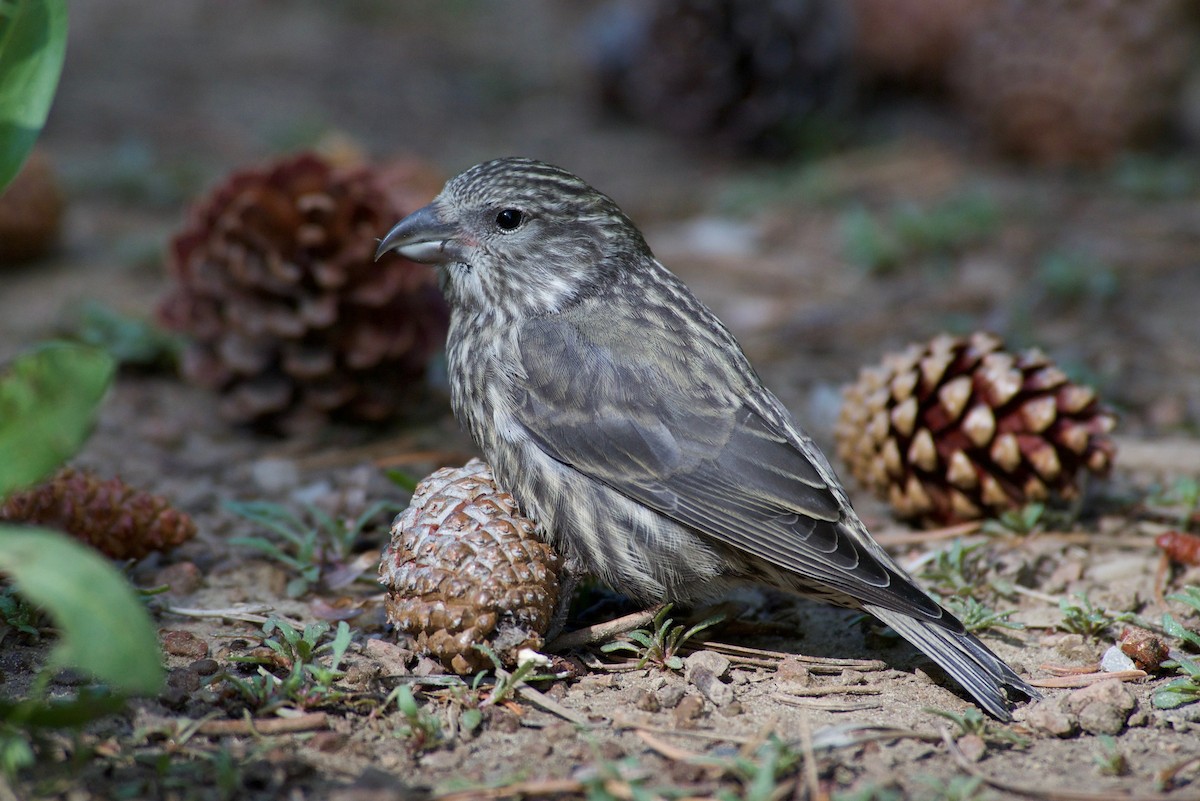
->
[158, 152, 448, 429]
[0, 149, 64, 265]
[0, 468, 197, 560]
[953, 0, 1196, 166]
[835, 332, 1117, 527]
[594, 0, 854, 156]
[379, 459, 561, 674]
[849, 0, 993, 87]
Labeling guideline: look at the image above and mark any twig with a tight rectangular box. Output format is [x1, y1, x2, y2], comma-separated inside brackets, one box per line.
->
[515, 684, 592, 727]
[796, 710, 827, 801]
[196, 712, 328, 736]
[1028, 670, 1147, 689]
[636, 729, 708, 764]
[546, 608, 661, 651]
[1039, 663, 1102, 676]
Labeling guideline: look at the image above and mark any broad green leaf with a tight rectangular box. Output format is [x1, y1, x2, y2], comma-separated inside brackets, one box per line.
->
[0, 0, 68, 190]
[0, 526, 163, 695]
[0, 342, 114, 497]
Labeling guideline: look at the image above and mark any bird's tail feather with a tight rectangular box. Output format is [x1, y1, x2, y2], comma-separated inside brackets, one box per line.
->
[864, 605, 1040, 721]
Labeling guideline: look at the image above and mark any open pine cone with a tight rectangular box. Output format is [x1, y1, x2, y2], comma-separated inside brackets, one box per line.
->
[158, 152, 448, 429]
[0, 468, 197, 560]
[848, 0, 992, 87]
[379, 459, 561, 674]
[835, 332, 1117, 527]
[594, 0, 854, 156]
[953, 0, 1195, 166]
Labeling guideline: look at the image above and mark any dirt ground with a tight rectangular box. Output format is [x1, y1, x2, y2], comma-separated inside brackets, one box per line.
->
[4, 2, 1200, 799]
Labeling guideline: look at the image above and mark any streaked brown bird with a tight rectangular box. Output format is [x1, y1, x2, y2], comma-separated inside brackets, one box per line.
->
[377, 157, 1038, 719]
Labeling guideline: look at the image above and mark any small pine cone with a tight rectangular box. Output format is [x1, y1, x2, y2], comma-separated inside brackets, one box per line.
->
[835, 332, 1117, 527]
[848, 0, 993, 87]
[0, 149, 64, 265]
[594, 0, 854, 156]
[954, 0, 1196, 166]
[379, 459, 561, 674]
[158, 152, 448, 429]
[0, 468, 197, 560]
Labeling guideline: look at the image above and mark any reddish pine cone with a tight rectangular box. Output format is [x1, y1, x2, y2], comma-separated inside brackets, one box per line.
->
[594, 0, 854, 156]
[158, 152, 448, 428]
[0, 149, 64, 265]
[835, 332, 1117, 527]
[954, 0, 1195, 166]
[0, 468, 197, 560]
[379, 459, 561, 674]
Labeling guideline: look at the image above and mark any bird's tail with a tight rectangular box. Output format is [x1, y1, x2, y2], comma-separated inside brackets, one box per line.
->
[864, 605, 1040, 721]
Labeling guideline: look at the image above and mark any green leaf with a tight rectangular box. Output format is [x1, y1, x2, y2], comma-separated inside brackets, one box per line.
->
[0, 0, 68, 190]
[0, 342, 114, 497]
[0, 526, 163, 695]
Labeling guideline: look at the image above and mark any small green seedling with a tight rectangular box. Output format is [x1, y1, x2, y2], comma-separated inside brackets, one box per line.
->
[600, 604, 724, 671]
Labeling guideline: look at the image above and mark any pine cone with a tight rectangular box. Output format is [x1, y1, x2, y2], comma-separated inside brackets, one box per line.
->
[379, 459, 561, 674]
[848, 0, 993, 87]
[594, 0, 854, 156]
[158, 152, 448, 428]
[0, 468, 197, 560]
[953, 0, 1195, 166]
[835, 332, 1117, 527]
[0, 149, 64, 265]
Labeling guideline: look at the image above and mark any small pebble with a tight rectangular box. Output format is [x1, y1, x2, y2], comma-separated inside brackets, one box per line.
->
[672, 694, 705, 727]
[154, 562, 204, 596]
[251, 458, 300, 493]
[1066, 680, 1137, 736]
[684, 650, 730, 681]
[1100, 645, 1136, 673]
[689, 666, 735, 707]
[634, 689, 660, 712]
[188, 658, 220, 676]
[657, 684, 686, 709]
[161, 630, 210, 660]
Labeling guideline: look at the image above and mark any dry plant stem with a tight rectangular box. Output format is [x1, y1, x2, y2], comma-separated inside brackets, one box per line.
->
[1040, 663, 1102, 676]
[196, 712, 329, 736]
[872, 521, 982, 547]
[779, 686, 882, 697]
[940, 728, 1182, 801]
[546, 607, 662, 651]
[776, 697, 882, 712]
[166, 604, 276, 624]
[1028, 670, 1147, 689]
[684, 640, 889, 673]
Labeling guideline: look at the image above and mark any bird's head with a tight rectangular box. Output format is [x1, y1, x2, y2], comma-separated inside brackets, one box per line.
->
[376, 158, 651, 317]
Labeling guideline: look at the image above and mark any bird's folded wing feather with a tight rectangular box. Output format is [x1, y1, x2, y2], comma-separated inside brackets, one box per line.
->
[514, 314, 945, 621]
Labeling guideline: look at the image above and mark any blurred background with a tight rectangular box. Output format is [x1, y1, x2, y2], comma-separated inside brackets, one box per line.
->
[4, 0, 1200, 440]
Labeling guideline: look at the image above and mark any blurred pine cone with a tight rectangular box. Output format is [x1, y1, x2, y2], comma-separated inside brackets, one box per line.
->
[379, 459, 561, 674]
[0, 468, 197, 560]
[158, 152, 448, 429]
[953, 0, 1195, 166]
[0, 149, 64, 265]
[593, 0, 854, 156]
[835, 332, 1117, 527]
[849, 0, 992, 87]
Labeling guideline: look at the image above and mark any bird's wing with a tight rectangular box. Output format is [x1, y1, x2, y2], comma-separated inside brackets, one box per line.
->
[513, 312, 946, 622]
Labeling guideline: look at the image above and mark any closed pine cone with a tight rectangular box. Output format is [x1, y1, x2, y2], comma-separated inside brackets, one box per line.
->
[379, 459, 561, 674]
[0, 468, 197, 560]
[835, 332, 1117, 526]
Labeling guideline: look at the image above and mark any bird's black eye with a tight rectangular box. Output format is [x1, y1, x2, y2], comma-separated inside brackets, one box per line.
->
[495, 208, 524, 231]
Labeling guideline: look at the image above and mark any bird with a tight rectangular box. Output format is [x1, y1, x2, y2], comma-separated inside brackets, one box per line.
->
[376, 157, 1039, 720]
